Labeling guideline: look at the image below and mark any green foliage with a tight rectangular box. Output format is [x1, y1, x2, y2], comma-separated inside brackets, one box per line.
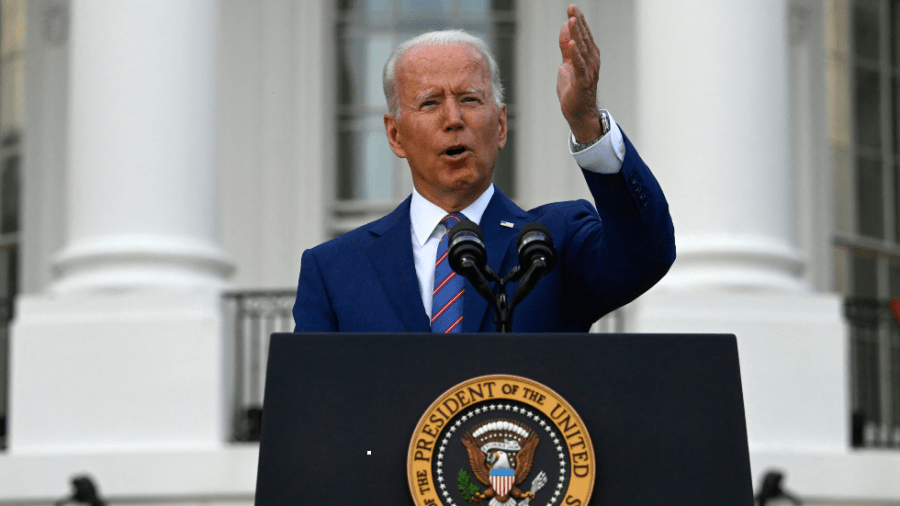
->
[458, 468, 482, 503]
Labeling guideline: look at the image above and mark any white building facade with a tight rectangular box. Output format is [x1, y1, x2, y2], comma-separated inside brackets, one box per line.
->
[0, 0, 896, 504]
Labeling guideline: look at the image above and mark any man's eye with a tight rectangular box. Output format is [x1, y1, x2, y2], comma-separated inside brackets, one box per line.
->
[421, 100, 437, 107]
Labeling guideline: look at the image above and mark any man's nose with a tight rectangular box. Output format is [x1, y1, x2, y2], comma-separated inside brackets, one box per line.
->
[442, 100, 464, 131]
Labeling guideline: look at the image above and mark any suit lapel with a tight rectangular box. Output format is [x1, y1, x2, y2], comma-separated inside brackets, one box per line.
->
[366, 199, 432, 332]
[365, 189, 529, 334]
[463, 188, 529, 332]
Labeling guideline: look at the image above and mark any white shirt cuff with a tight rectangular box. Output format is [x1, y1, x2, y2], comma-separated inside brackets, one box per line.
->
[568, 110, 626, 174]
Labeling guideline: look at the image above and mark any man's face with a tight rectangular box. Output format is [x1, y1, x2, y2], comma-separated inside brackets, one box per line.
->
[384, 43, 507, 211]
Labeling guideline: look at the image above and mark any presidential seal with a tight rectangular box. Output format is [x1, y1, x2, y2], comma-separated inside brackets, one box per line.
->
[408, 375, 595, 506]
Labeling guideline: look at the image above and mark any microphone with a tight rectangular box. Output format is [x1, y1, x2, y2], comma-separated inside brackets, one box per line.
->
[448, 221, 496, 305]
[511, 223, 556, 306]
[448, 220, 486, 274]
[517, 222, 556, 274]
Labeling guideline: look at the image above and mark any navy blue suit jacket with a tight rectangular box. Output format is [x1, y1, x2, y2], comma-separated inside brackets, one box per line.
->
[293, 133, 675, 333]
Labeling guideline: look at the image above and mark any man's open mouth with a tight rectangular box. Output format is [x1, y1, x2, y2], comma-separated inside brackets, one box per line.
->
[444, 146, 467, 157]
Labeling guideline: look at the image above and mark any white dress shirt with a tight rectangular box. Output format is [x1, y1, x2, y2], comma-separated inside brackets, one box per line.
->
[412, 111, 626, 318]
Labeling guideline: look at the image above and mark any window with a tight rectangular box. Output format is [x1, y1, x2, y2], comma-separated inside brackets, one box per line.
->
[0, 0, 24, 451]
[835, 0, 900, 447]
[836, 0, 900, 297]
[333, 0, 516, 235]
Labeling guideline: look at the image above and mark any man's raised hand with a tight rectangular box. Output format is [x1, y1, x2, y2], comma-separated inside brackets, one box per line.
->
[557, 4, 602, 144]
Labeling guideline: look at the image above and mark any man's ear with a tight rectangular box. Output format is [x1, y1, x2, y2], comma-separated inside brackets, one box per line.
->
[384, 114, 408, 158]
[497, 104, 508, 151]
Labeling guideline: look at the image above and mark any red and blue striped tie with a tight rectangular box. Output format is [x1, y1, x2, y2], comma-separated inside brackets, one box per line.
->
[432, 213, 466, 333]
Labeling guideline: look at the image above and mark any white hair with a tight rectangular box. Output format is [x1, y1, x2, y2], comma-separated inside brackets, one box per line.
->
[382, 29, 505, 117]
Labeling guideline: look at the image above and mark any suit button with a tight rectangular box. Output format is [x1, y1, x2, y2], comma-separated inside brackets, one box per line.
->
[630, 176, 637, 185]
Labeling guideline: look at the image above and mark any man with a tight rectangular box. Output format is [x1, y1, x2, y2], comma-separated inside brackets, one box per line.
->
[293, 5, 675, 333]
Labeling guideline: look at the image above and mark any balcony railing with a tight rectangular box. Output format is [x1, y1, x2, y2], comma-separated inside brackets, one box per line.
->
[845, 297, 900, 448]
[223, 290, 295, 442]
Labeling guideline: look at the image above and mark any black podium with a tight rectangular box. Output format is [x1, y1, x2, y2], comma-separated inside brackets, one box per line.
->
[255, 333, 753, 505]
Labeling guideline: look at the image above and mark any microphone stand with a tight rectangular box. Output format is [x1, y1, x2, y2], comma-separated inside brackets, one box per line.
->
[494, 278, 511, 334]
[460, 258, 511, 333]
[463, 258, 549, 333]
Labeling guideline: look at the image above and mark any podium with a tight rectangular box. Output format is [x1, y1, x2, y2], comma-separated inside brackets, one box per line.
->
[255, 333, 754, 505]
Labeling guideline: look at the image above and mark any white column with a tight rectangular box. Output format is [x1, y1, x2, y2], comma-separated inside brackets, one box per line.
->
[627, 0, 849, 460]
[635, 0, 805, 291]
[52, 0, 232, 292]
[10, 0, 233, 454]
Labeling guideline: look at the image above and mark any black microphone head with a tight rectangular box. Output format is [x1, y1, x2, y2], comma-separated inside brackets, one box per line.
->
[517, 222, 556, 273]
[448, 220, 486, 273]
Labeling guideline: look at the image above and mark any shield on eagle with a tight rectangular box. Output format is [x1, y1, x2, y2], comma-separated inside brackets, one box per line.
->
[489, 468, 515, 497]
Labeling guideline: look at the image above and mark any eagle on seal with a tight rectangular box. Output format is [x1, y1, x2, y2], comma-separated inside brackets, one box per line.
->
[461, 429, 541, 504]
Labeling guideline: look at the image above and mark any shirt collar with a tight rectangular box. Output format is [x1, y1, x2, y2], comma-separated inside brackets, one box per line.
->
[410, 184, 495, 246]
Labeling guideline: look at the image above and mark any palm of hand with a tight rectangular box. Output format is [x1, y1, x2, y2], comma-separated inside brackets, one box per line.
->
[557, 61, 596, 124]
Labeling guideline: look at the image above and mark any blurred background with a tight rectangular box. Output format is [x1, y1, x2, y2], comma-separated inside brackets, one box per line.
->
[0, 0, 897, 504]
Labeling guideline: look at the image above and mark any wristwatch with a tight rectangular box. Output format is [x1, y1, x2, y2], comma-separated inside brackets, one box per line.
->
[571, 110, 610, 153]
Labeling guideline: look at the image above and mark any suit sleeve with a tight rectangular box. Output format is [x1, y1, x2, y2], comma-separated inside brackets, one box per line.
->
[292, 248, 339, 332]
[564, 130, 676, 322]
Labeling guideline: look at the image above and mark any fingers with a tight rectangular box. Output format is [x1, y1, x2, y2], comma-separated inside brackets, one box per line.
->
[558, 16, 571, 54]
[568, 17, 590, 64]
[559, 4, 597, 83]
[568, 39, 587, 74]
[566, 4, 599, 64]
[573, 6, 597, 54]
[559, 20, 586, 70]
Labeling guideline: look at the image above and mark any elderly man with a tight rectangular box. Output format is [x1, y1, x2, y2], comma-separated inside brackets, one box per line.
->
[293, 5, 675, 333]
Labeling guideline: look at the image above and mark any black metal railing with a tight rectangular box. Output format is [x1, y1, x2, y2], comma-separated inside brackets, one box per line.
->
[223, 290, 295, 442]
[845, 297, 900, 448]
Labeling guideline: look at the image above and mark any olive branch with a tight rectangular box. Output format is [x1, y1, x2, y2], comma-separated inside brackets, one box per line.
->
[457, 469, 481, 503]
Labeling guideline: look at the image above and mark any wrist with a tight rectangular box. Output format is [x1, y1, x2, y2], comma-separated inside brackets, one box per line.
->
[570, 110, 610, 146]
